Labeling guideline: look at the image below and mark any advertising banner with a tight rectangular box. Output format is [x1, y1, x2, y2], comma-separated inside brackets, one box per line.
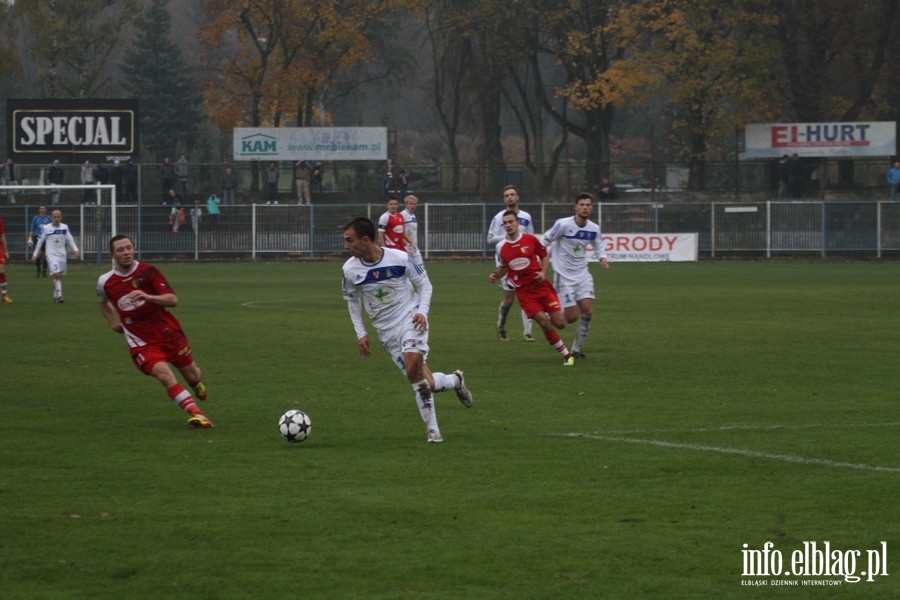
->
[742, 122, 896, 158]
[596, 233, 698, 262]
[7, 98, 139, 163]
[233, 127, 388, 161]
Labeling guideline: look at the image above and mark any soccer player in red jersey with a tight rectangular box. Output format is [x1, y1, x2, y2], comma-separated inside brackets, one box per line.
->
[97, 235, 213, 428]
[489, 211, 575, 365]
[377, 195, 414, 251]
[0, 215, 10, 303]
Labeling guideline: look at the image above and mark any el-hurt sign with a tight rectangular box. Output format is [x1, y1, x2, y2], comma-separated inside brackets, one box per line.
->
[742, 121, 895, 159]
[7, 98, 139, 162]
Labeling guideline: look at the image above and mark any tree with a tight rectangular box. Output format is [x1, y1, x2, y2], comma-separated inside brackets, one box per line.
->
[121, 0, 204, 158]
[16, 0, 137, 98]
[609, 0, 782, 189]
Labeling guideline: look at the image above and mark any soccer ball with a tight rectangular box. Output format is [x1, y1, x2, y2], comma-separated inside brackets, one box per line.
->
[278, 409, 312, 443]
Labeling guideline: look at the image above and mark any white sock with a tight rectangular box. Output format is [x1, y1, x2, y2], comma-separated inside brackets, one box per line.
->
[521, 310, 532, 335]
[431, 372, 456, 392]
[54, 280, 62, 296]
[412, 380, 439, 431]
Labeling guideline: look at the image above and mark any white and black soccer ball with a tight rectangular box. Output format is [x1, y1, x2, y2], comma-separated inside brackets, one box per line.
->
[278, 409, 312, 443]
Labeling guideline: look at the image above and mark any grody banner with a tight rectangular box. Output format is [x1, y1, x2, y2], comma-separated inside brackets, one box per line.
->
[742, 122, 896, 159]
[233, 127, 387, 161]
[6, 98, 139, 163]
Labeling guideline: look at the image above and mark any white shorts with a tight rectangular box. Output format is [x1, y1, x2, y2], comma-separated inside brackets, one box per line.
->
[378, 318, 430, 375]
[47, 257, 68, 276]
[554, 273, 594, 308]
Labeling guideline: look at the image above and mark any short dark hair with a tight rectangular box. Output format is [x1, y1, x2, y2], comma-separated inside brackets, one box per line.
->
[575, 192, 594, 203]
[109, 234, 132, 252]
[502, 210, 518, 220]
[343, 217, 376, 241]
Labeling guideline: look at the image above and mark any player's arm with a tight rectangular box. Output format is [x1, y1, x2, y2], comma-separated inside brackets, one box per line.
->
[0, 233, 8, 260]
[98, 301, 124, 333]
[404, 228, 416, 249]
[486, 217, 503, 245]
[67, 231, 80, 260]
[346, 299, 371, 357]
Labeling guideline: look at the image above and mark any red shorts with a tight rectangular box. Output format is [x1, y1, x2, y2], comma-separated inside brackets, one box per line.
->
[129, 330, 194, 375]
[515, 279, 562, 319]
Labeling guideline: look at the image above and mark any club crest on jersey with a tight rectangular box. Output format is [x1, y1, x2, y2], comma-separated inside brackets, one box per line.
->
[520, 246, 530, 254]
[132, 277, 144, 289]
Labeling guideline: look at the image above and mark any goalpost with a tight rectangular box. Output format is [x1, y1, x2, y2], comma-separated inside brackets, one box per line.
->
[2, 184, 118, 264]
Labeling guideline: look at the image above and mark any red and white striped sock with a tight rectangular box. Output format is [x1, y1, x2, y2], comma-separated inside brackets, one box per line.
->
[167, 384, 201, 416]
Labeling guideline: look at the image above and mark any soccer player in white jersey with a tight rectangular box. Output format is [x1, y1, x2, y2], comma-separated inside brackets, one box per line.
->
[341, 216, 472, 443]
[31, 209, 79, 303]
[541, 193, 609, 359]
[401, 194, 423, 265]
[486, 184, 534, 342]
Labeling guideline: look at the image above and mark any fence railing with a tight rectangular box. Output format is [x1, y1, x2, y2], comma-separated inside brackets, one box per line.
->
[3, 200, 899, 261]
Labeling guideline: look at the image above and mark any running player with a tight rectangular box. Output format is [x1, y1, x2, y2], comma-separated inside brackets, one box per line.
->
[486, 185, 534, 341]
[542, 192, 609, 360]
[377, 195, 414, 252]
[342, 216, 472, 443]
[490, 210, 574, 365]
[97, 235, 213, 429]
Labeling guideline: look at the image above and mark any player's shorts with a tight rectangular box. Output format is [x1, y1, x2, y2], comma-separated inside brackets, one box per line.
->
[47, 257, 67, 276]
[515, 279, 562, 319]
[554, 273, 595, 308]
[377, 315, 430, 375]
[129, 329, 194, 375]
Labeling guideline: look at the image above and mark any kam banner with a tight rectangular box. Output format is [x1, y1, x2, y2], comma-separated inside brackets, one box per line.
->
[741, 121, 896, 159]
[233, 127, 388, 161]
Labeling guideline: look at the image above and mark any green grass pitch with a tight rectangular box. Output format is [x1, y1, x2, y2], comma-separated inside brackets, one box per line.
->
[1, 258, 898, 598]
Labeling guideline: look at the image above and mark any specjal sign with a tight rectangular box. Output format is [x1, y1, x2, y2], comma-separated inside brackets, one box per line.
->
[6, 98, 139, 162]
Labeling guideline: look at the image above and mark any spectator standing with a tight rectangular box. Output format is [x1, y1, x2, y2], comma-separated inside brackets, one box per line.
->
[397, 169, 410, 198]
[97, 235, 213, 429]
[597, 177, 617, 201]
[380, 158, 394, 200]
[886, 161, 900, 201]
[486, 184, 535, 342]
[80, 160, 95, 204]
[789, 154, 803, 198]
[93, 161, 111, 203]
[294, 160, 312, 205]
[777, 155, 790, 200]
[167, 189, 185, 233]
[124, 159, 139, 204]
[174, 154, 190, 196]
[265, 162, 280, 204]
[28, 204, 52, 277]
[46, 160, 64, 205]
[158, 156, 175, 203]
[3, 157, 22, 204]
[311, 161, 324, 201]
[206, 192, 221, 229]
[490, 210, 574, 365]
[0, 215, 10, 302]
[110, 160, 124, 201]
[31, 209, 80, 303]
[341, 217, 473, 444]
[222, 165, 237, 209]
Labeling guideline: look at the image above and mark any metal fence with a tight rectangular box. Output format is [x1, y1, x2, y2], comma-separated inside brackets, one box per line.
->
[3, 200, 900, 261]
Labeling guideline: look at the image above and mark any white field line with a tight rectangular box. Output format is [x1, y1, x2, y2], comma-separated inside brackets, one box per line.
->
[559, 430, 900, 474]
[602, 422, 900, 435]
